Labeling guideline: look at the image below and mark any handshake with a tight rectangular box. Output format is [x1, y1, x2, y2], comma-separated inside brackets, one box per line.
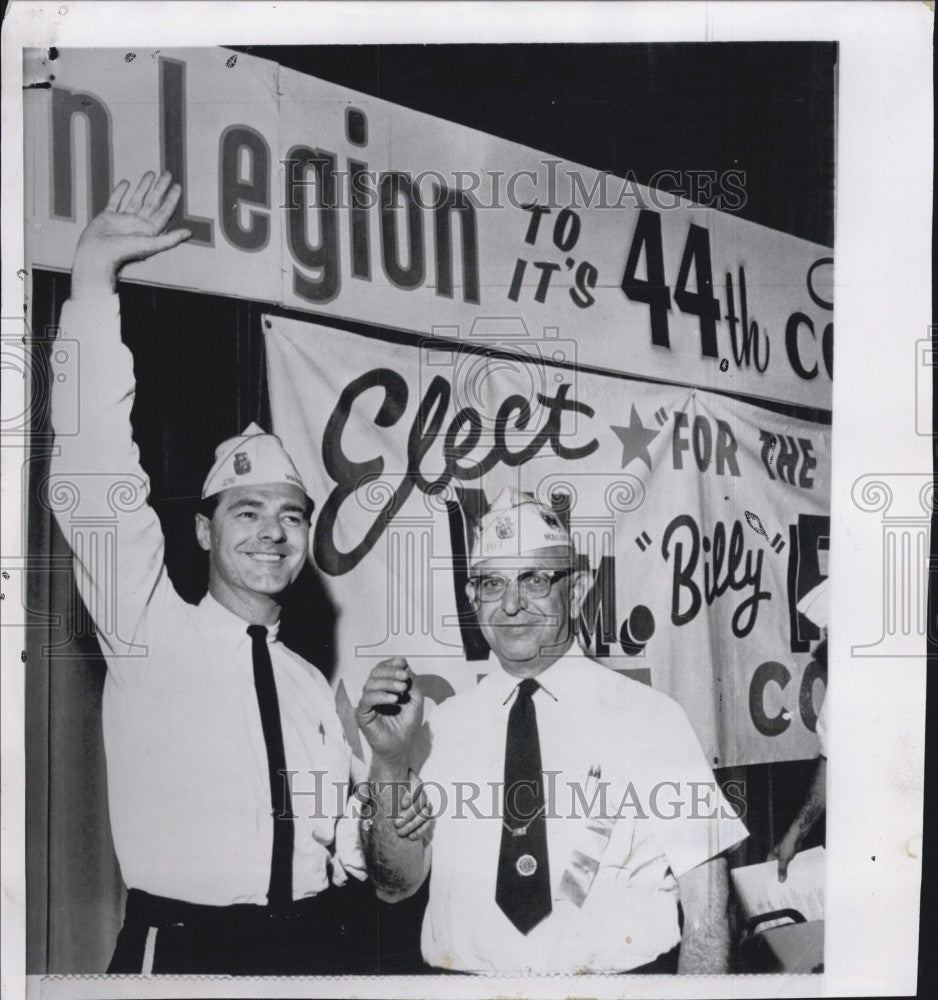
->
[356, 657, 430, 842]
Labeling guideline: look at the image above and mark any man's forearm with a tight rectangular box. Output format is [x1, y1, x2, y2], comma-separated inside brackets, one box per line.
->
[70, 253, 119, 299]
[794, 757, 827, 838]
[781, 757, 828, 851]
[676, 857, 730, 973]
[677, 911, 730, 974]
[361, 759, 429, 902]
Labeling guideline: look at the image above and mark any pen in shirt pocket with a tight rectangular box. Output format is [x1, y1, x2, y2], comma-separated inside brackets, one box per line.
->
[583, 764, 602, 808]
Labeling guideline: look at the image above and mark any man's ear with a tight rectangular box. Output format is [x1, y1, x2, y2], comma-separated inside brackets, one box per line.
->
[195, 513, 213, 552]
[569, 569, 592, 618]
[465, 579, 479, 608]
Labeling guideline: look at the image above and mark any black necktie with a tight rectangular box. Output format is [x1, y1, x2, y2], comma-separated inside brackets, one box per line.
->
[248, 624, 294, 908]
[496, 677, 552, 934]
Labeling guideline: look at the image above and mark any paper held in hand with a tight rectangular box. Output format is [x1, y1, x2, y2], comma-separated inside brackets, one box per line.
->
[730, 845, 825, 927]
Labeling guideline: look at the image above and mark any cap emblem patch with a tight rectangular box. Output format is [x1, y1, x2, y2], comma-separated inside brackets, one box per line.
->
[495, 515, 515, 540]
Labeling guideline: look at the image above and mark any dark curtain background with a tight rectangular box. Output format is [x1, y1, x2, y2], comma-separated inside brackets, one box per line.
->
[25, 41, 834, 973]
[234, 42, 836, 248]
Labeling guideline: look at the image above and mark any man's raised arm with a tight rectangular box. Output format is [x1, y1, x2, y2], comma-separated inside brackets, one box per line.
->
[356, 659, 431, 902]
[50, 173, 191, 654]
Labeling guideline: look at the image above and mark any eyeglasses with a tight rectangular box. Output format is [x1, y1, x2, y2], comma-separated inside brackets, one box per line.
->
[469, 568, 576, 602]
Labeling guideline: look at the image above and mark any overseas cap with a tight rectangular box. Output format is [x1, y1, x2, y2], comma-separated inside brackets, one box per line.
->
[470, 487, 573, 567]
[796, 578, 829, 629]
[201, 422, 313, 503]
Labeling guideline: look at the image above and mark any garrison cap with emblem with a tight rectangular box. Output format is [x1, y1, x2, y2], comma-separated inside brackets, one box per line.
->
[201, 422, 314, 504]
[470, 487, 572, 567]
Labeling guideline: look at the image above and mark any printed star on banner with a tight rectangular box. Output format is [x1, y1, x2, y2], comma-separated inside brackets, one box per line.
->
[610, 404, 659, 472]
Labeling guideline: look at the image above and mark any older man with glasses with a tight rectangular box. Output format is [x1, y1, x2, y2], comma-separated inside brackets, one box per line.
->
[356, 487, 747, 974]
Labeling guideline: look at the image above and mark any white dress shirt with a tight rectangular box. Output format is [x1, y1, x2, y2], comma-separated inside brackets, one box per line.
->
[51, 295, 363, 906]
[416, 648, 748, 972]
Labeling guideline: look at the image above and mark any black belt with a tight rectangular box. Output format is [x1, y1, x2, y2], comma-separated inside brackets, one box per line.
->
[124, 887, 334, 928]
[110, 885, 367, 975]
[428, 945, 680, 975]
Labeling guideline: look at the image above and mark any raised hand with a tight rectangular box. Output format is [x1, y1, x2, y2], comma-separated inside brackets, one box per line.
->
[71, 171, 192, 298]
[356, 658, 425, 769]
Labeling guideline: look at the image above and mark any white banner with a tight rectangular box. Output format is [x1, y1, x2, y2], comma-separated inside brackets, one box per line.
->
[24, 47, 834, 410]
[265, 313, 831, 767]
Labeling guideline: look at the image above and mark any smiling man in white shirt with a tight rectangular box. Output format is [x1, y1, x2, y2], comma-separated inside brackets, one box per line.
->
[357, 487, 748, 974]
[50, 171, 423, 974]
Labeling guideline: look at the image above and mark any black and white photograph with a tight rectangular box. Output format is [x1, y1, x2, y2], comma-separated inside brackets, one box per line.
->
[1, 3, 931, 997]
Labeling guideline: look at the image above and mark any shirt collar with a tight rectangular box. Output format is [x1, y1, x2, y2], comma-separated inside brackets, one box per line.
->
[487, 642, 589, 707]
[198, 591, 281, 643]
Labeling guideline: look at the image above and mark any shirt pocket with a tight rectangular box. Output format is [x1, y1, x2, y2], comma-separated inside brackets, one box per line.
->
[551, 782, 636, 873]
[597, 782, 639, 870]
